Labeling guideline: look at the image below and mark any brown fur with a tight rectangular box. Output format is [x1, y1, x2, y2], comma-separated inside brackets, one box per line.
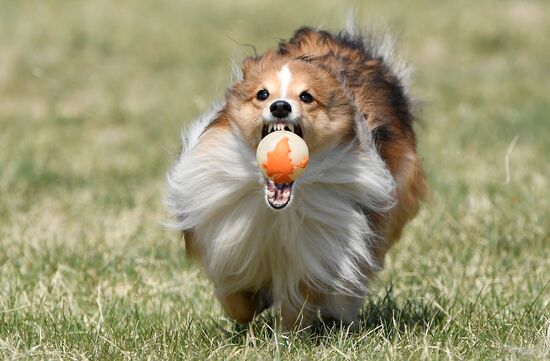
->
[215, 290, 257, 323]
[278, 28, 427, 261]
[183, 230, 201, 259]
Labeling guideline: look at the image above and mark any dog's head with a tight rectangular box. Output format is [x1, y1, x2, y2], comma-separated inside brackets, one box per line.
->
[227, 56, 355, 154]
[225, 55, 356, 210]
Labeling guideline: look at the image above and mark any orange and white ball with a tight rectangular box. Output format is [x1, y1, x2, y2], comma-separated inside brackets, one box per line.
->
[256, 131, 309, 184]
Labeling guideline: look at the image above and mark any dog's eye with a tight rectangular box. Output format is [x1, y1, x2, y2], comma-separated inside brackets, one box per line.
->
[299, 91, 314, 103]
[256, 89, 269, 101]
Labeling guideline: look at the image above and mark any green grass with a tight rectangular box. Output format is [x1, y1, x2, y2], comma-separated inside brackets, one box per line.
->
[1, 0, 548, 359]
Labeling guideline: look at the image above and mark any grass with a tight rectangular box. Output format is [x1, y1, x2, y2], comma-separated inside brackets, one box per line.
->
[0, 0, 548, 359]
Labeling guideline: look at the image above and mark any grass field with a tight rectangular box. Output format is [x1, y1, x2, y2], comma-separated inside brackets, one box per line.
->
[1, 0, 549, 359]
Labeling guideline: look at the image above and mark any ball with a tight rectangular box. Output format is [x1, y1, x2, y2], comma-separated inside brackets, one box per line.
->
[256, 130, 309, 184]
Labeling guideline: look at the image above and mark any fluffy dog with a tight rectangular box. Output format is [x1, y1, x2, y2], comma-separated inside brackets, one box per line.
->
[166, 26, 426, 329]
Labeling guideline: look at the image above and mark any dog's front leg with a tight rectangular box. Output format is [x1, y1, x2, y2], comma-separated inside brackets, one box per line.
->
[215, 288, 272, 324]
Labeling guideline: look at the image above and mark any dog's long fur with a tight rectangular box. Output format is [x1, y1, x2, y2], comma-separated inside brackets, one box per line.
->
[166, 26, 426, 328]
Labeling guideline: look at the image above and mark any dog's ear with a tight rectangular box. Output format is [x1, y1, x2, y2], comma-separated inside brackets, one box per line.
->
[241, 56, 261, 79]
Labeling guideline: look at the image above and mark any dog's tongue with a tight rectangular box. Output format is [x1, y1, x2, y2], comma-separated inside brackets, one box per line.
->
[265, 179, 293, 209]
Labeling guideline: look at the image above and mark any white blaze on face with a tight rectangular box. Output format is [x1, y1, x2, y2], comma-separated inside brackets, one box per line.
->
[262, 64, 298, 121]
[277, 64, 292, 99]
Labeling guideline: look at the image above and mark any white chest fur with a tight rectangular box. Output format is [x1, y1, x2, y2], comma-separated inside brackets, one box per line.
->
[166, 118, 395, 308]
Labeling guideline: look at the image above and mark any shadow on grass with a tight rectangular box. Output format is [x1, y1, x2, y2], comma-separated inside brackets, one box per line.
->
[357, 286, 445, 336]
[225, 285, 445, 343]
[303, 286, 445, 340]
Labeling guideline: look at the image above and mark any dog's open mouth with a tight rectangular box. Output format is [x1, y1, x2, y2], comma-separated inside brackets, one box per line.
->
[265, 180, 293, 209]
[261, 120, 303, 210]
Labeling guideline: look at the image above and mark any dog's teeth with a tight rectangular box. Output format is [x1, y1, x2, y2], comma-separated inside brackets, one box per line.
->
[269, 124, 274, 133]
[288, 123, 295, 133]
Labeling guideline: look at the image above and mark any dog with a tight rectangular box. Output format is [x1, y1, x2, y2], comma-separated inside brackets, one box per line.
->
[166, 26, 426, 329]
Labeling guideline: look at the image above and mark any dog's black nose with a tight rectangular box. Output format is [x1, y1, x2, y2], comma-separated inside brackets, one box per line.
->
[270, 100, 292, 118]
